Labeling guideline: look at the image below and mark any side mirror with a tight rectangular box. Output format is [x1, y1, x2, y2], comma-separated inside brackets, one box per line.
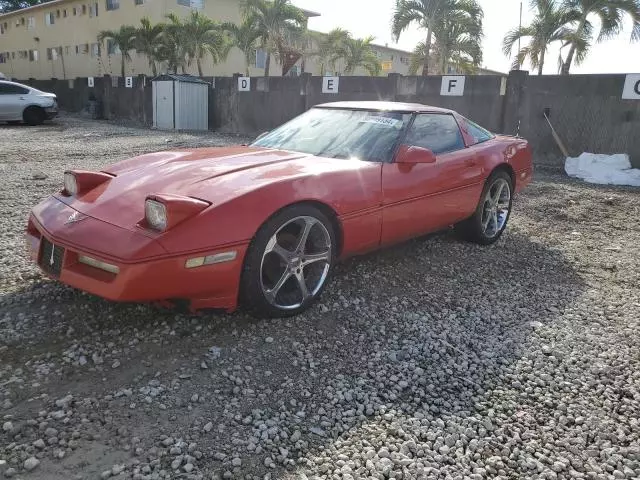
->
[255, 131, 269, 141]
[395, 144, 436, 164]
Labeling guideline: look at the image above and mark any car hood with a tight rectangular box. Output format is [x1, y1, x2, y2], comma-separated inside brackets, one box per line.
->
[55, 146, 369, 232]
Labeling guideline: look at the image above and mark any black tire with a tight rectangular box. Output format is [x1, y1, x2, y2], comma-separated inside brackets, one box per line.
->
[455, 170, 514, 245]
[240, 204, 337, 318]
[23, 106, 46, 126]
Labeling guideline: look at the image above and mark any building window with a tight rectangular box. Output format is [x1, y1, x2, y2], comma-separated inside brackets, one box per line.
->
[27, 16, 35, 29]
[82, 5, 87, 14]
[63, 9, 67, 17]
[73, 7, 77, 15]
[89, 3, 99, 16]
[45, 12, 55, 25]
[56, 9, 60, 17]
[106, 0, 119, 10]
[12, 52, 16, 59]
[134, 0, 144, 4]
[106, 39, 120, 55]
[0, 23, 5, 35]
[65, 46, 70, 55]
[46, 47, 59, 61]
[90, 42, 101, 57]
[29, 49, 38, 62]
[20, 17, 25, 25]
[0, 53, 6, 64]
[255, 48, 266, 69]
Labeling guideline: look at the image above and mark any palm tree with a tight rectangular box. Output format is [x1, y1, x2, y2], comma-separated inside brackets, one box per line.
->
[341, 36, 381, 76]
[165, 12, 232, 77]
[223, 18, 262, 76]
[155, 24, 188, 74]
[241, 0, 307, 76]
[135, 17, 164, 76]
[309, 28, 351, 75]
[560, 0, 640, 74]
[97, 26, 137, 78]
[503, 0, 579, 75]
[432, 10, 483, 74]
[392, 0, 484, 76]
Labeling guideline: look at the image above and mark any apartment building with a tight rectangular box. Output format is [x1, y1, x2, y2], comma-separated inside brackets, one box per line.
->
[0, 0, 412, 80]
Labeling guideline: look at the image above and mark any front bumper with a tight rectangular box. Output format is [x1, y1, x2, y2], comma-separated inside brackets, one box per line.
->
[27, 199, 247, 312]
[45, 106, 58, 120]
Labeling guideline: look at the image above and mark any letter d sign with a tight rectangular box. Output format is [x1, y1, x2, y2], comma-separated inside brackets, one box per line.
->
[238, 77, 251, 92]
[622, 74, 640, 99]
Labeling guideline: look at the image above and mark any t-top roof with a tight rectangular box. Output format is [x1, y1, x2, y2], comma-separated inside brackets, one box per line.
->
[315, 101, 455, 114]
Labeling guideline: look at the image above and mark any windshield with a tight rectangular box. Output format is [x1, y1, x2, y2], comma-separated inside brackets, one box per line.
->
[251, 108, 412, 163]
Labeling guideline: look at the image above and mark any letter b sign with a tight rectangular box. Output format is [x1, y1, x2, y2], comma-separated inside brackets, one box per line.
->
[622, 74, 640, 99]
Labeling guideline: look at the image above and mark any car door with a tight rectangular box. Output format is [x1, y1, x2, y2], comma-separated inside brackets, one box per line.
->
[380, 113, 485, 246]
[0, 82, 30, 120]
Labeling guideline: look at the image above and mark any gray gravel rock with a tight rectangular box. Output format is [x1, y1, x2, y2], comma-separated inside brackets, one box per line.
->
[1, 115, 639, 480]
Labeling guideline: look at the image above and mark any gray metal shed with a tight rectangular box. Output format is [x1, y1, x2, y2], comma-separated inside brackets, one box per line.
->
[152, 74, 209, 131]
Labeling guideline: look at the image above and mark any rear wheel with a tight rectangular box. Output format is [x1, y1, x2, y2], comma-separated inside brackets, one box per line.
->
[23, 106, 46, 126]
[240, 204, 336, 318]
[455, 170, 513, 245]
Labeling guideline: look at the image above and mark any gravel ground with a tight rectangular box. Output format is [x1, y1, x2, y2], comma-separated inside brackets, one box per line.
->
[1, 114, 639, 480]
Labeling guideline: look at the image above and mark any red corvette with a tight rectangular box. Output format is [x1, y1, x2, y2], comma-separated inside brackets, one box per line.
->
[27, 101, 532, 317]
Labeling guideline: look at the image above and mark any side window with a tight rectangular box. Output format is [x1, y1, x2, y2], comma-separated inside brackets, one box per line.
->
[404, 114, 465, 155]
[0, 83, 29, 94]
[464, 118, 493, 145]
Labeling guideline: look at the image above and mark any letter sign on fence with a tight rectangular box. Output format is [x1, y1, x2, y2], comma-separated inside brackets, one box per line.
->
[322, 76, 339, 94]
[238, 77, 250, 92]
[440, 76, 465, 96]
[622, 74, 640, 99]
[87, 76, 94, 87]
[125, 76, 133, 88]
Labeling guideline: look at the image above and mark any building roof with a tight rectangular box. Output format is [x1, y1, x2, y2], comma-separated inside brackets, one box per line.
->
[315, 101, 454, 114]
[151, 74, 210, 84]
[0, 1, 321, 18]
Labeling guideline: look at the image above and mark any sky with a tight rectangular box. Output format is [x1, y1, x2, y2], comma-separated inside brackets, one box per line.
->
[294, 0, 640, 74]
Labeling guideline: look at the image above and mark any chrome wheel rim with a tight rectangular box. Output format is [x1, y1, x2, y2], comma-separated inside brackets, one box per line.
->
[482, 178, 511, 238]
[260, 216, 331, 310]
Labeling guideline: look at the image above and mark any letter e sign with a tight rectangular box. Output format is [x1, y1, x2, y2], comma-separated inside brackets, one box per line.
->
[441, 76, 465, 96]
[125, 76, 133, 88]
[322, 76, 339, 94]
[622, 74, 640, 99]
[87, 76, 94, 87]
[238, 77, 250, 92]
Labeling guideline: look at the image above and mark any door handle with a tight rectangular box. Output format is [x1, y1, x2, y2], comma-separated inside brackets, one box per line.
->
[465, 158, 477, 166]
[19, 97, 25, 100]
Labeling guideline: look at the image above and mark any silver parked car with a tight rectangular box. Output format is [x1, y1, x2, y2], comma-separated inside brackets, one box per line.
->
[0, 80, 58, 125]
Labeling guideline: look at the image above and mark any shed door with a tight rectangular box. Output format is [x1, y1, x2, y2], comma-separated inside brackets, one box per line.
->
[153, 81, 174, 129]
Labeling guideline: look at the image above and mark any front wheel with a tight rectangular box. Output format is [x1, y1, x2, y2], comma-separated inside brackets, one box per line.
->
[23, 106, 46, 126]
[240, 204, 337, 318]
[455, 170, 513, 245]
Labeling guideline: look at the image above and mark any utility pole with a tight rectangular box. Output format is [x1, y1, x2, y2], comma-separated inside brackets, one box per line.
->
[518, 1, 523, 69]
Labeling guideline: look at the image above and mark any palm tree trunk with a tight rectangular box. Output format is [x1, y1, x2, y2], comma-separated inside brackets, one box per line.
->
[149, 59, 157, 76]
[422, 27, 433, 76]
[60, 50, 66, 80]
[264, 52, 271, 76]
[197, 57, 203, 77]
[561, 16, 587, 75]
[538, 49, 545, 75]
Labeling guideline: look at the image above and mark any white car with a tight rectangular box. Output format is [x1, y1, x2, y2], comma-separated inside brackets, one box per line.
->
[0, 80, 58, 125]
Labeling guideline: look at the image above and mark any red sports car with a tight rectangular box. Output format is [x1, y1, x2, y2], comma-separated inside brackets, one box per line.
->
[27, 101, 533, 317]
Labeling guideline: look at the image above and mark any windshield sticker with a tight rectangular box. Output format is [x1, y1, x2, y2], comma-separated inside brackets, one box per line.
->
[359, 116, 403, 128]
